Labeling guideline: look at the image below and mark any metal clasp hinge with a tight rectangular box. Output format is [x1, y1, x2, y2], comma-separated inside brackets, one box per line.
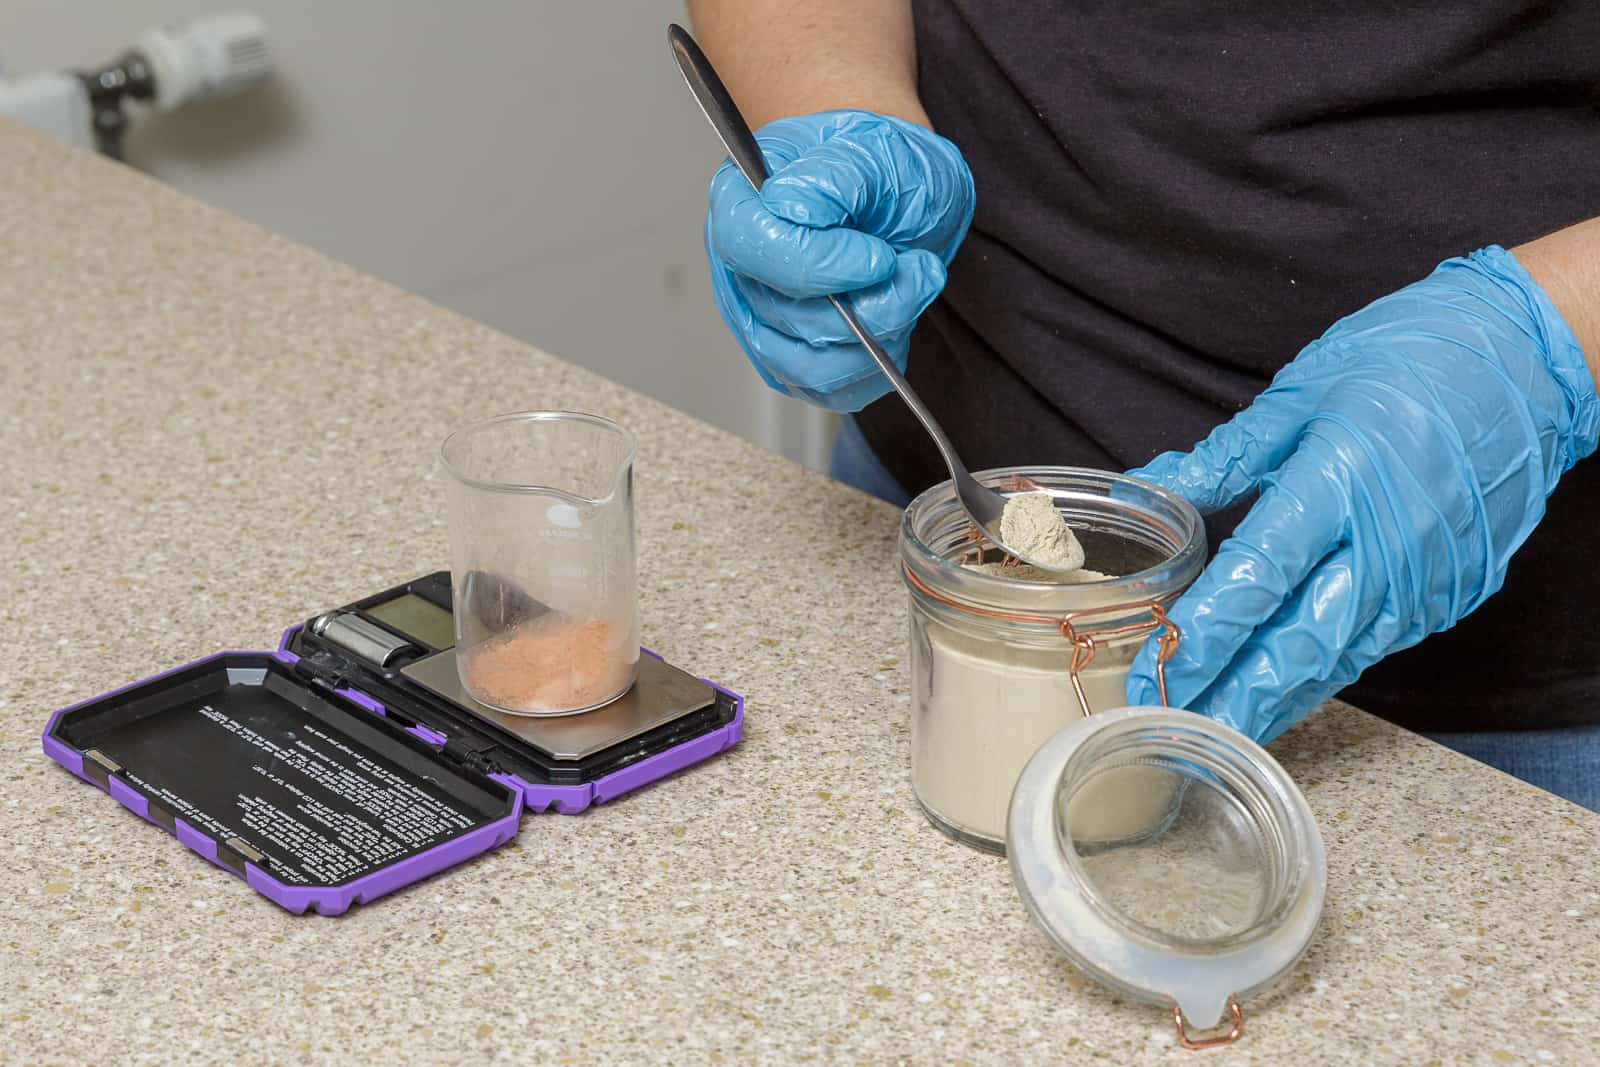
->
[1173, 996, 1244, 1050]
[1058, 601, 1181, 717]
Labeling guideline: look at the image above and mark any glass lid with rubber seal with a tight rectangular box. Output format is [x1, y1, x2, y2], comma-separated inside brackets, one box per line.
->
[1007, 707, 1326, 1050]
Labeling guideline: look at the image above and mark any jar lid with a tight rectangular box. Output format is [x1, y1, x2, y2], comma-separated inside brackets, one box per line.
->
[1006, 707, 1325, 1045]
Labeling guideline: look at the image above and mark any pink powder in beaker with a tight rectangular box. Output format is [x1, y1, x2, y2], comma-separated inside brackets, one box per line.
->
[463, 615, 631, 712]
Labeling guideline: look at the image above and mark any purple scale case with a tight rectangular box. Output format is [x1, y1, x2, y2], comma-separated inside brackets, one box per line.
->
[42, 573, 744, 915]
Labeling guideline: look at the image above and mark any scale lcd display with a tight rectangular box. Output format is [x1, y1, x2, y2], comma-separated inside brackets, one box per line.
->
[366, 593, 455, 650]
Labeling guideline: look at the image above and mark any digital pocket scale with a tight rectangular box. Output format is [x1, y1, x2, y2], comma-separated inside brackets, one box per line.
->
[41, 572, 744, 915]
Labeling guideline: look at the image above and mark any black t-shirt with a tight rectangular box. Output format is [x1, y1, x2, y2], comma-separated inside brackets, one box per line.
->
[856, 0, 1600, 731]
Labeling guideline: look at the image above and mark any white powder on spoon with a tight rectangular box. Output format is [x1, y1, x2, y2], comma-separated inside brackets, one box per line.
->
[968, 493, 1105, 583]
[998, 492, 1086, 572]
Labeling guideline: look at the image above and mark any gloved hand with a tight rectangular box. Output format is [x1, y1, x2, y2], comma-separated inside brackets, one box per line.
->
[1125, 246, 1600, 743]
[704, 109, 975, 412]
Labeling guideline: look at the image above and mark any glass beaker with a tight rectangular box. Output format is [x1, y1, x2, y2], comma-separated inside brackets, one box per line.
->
[440, 411, 639, 716]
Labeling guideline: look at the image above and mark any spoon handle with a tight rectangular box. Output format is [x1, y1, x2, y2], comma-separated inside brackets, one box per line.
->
[819, 294, 991, 512]
[666, 23, 994, 522]
[667, 24, 772, 186]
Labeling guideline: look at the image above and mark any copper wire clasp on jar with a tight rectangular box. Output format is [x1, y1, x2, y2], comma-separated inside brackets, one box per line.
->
[1059, 601, 1182, 718]
[1173, 996, 1244, 1050]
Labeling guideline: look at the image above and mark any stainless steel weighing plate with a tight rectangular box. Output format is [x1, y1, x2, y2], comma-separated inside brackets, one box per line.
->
[401, 649, 716, 761]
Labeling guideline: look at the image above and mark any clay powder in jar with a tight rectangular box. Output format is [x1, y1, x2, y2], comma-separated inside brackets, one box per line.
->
[914, 570, 1182, 848]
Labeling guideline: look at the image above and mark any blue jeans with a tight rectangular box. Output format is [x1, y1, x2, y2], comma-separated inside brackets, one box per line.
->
[829, 416, 1600, 812]
[829, 414, 913, 508]
[1424, 726, 1600, 811]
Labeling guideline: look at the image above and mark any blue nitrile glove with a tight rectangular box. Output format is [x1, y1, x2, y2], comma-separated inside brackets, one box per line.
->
[703, 110, 975, 412]
[1125, 246, 1600, 743]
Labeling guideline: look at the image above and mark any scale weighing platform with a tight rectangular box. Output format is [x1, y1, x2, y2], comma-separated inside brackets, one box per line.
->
[42, 572, 743, 915]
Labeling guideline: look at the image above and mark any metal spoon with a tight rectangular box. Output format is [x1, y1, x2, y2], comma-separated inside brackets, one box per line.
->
[667, 23, 1053, 567]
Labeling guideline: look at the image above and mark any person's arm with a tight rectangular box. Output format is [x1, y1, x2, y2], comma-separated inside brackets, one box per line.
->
[686, 0, 929, 128]
[1515, 216, 1600, 382]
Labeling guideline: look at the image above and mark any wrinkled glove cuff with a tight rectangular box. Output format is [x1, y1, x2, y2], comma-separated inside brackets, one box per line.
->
[1473, 244, 1600, 475]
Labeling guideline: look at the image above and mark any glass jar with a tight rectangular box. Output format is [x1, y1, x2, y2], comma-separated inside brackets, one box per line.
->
[899, 467, 1205, 852]
[1008, 707, 1326, 1047]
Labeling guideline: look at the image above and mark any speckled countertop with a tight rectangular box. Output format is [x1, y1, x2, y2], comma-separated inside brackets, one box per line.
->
[2, 121, 1596, 1066]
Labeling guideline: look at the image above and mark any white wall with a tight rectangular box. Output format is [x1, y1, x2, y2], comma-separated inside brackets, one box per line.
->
[4, 1, 836, 469]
